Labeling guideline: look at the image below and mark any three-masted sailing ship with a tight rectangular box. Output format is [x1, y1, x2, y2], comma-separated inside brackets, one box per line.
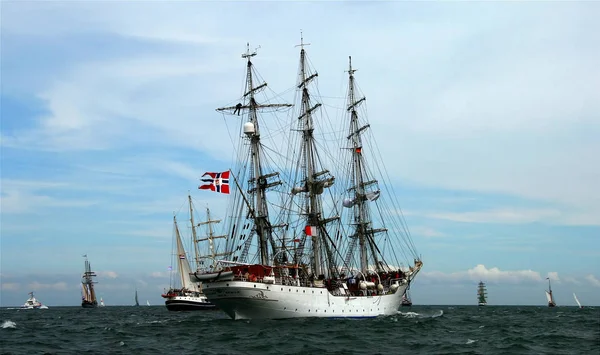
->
[477, 281, 487, 306]
[546, 278, 556, 307]
[81, 255, 98, 308]
[197, 37, 422, 320]
[162, 195, 217, 311]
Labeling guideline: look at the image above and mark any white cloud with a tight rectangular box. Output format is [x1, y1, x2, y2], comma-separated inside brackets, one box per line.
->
[563, 276, 581, 285]
[0, 180, 98, 214]
[585, 274, 600, 288]
[2, 1, 594, 226]
[27, 281, 69, 291]
[410, 226, 444, 238]
[421, 264, 542, 284]
[149, 271, 171, 278]
[98, 271, 118, 279]
[1, 283, 20, 291]
[412, 208, 562, 224]
[547, 272, 560, 283]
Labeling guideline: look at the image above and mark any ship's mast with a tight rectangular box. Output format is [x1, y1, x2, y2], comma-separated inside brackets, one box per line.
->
[292, 33, 336, 278]
[82, 255, 97, 302]
[216, 43, 291, 265]
[345, 56, 383, 275]
[188, 194, 201, 270]
[196, 206, 227, 269]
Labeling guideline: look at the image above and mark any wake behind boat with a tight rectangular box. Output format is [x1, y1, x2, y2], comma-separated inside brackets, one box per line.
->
[20, 292, 48, 309]
[197, 37, 422, 320]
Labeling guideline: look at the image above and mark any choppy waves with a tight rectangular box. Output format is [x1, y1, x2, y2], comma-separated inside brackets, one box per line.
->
[1, 306, 598, 354]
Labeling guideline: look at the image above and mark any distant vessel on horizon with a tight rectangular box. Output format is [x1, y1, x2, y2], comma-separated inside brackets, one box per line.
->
[546, 278, 556, 307]
[21, 292, 48, 309]
[134, 288, 140, 307]
[81, 255, 98, 308]
[573, 292, 582, 309]
[401, 289, 412, 307]
[100, 297, 105, 307]
[477, 281, 487, 306]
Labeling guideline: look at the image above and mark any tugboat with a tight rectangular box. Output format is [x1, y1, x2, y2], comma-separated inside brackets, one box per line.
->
[20, 292, 48, 309]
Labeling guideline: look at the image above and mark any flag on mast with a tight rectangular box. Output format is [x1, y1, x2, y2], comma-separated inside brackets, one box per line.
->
[199, 171, 230, 194]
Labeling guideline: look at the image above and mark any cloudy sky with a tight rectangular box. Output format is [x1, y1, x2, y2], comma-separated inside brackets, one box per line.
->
[1, 1, 598, 307]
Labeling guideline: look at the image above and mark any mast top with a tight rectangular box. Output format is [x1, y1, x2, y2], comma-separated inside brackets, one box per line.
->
[242, 42, 260, 60]
[295, 30, 310, 50]
[347, 56, 356, 75]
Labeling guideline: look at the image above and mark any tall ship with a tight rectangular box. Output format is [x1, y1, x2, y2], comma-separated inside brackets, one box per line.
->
[196, 37, 423, 320]
[161, 195, 217, 311]
[477, 281, 487, 306]
[546, 278, 556, 307]
[81, 255, 98, 308]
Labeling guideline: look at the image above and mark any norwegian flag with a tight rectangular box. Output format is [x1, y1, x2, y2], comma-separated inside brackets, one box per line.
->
[199, 171, 230, 194]
[305, 225, 318, 236]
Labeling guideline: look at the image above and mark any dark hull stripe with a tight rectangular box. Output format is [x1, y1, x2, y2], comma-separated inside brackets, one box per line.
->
[165, 300, 217, 311]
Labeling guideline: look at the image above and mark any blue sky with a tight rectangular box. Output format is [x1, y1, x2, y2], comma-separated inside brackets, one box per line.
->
[1, 1, 599, 307]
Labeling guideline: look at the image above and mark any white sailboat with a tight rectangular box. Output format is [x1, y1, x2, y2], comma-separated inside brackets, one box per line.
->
[197, 38, 422, 320]
[146, 300, 150, 306]
[161, 196, 216, 311]
[573, 293, 583, 309]
[546, 278, 556, 307]
[100, 297, 105, 307]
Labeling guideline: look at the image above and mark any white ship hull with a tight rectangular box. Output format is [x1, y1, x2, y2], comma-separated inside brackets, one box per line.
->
[203, 280, 408, 320]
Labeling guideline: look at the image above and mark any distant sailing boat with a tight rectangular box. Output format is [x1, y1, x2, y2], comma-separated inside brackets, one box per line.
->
[401, 289, 413, 307]
[477, 281, 487, 306]
[573, 293, 583, 309]
[146, 300, 150, 306]
[100, 297, 105, 307]
[546, 278, 556, 307]
[81, 255, 98, 308]
[134, 288, 140, 306]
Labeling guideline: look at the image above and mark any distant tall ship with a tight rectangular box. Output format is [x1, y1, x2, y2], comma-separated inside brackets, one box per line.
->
[134, 288, 140, 307]
[81, 255, 98, 308]
[477, 281, 487, 306]
[546, 278, 556, 307]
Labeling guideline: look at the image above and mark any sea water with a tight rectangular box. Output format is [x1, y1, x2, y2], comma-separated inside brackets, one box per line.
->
[1, 305, 598, 354]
